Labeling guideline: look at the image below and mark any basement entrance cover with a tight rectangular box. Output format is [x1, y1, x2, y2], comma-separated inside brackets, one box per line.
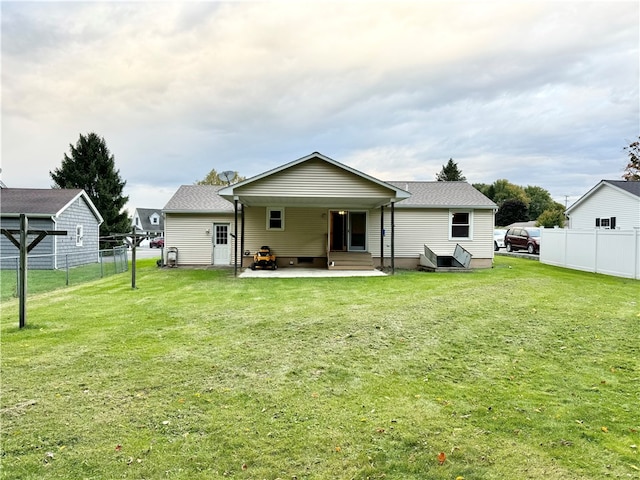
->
[419, 244, 472, 272]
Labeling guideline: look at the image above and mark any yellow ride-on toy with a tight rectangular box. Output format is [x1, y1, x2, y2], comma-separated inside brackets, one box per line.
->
[250, 246, 277, 270]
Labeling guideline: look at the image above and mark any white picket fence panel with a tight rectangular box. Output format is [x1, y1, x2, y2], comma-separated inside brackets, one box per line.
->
[540, 228, 640, 280]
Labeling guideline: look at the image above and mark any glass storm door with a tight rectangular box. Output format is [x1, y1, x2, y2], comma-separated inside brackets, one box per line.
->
[348, 212, 367, 251]
[212, 223, 230, 265]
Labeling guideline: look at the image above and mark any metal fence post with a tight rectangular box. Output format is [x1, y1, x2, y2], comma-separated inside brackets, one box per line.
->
[66, 254, 69, 286]
[14, 257, 19, 297]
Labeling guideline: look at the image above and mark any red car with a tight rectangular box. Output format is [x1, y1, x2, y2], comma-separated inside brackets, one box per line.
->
[504, 227, 540, 254]
[149, 237, 164, 248]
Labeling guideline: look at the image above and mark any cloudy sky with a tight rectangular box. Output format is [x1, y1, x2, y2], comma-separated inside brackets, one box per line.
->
[2, 1, 638, 213]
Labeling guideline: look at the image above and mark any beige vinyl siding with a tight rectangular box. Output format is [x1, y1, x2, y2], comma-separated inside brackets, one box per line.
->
[165, 213, 237, 265]
[369, 208, 495, 259]
[235, 158, 394, 199]
[243, 206, 327, 256]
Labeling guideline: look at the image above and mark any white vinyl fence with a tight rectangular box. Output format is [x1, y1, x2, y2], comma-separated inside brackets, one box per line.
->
[540, 228, 640, 280]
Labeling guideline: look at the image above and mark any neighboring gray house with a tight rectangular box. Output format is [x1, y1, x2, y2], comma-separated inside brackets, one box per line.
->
[566, 180, 640, 230]
[0, 188, 103, 269]
[163, 153, 498, 269]
[132, 208, 164, 238]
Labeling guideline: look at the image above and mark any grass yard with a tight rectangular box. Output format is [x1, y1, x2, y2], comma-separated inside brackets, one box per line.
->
[1, 257, 638, 479]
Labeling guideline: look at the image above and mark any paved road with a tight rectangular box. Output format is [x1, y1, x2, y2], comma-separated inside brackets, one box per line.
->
[127, 246, 163, 261]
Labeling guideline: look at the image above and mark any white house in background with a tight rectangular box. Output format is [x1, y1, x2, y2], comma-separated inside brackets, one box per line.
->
[162, 152, 498, 270]
[566, 180, 640, 230]
[132, 208, 164, 238]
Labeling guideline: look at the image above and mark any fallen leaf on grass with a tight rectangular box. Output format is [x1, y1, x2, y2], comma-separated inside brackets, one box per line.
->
[437, 452, 446, 465]
[115, 445, 122, 452]
[601, 426, 609, 433]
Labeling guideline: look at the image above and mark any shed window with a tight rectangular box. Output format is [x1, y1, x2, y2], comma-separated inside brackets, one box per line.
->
[267, 208, 284, 230]
[450, 211, 471, 239]
[76, 225, 84, 246]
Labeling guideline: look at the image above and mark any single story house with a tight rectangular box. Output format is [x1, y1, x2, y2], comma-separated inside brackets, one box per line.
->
[132, 208, 164, 238]
[566, 180, 640, 230]
[163, 152, 498, 270]
[0, 188, 103, 269]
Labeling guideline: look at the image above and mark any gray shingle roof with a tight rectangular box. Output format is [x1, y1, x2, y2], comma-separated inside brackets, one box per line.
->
[0, 188, 85, 216]
[164, 182, 496, 211]
[163, 185, 235, 212]
[134, 208, 164, 231]
[387, 181, 497, 208]
[605, 180, 640, 197]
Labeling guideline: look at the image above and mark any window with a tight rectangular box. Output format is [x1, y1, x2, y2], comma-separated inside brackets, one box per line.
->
[151, 214, 159, 225]
[267, 208, 284, 230]
[450, 211, 471, 239]
[75, 225, 84, 246]
[596, 217, 616, 229]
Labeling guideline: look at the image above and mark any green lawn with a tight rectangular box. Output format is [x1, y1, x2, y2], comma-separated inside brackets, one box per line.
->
[1, 257, 638, 479]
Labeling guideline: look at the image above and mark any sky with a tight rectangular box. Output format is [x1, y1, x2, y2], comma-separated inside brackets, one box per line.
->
[2, 1, 638, 214]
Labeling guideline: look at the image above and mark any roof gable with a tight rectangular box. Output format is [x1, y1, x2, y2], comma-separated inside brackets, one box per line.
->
[0, 188, 103, 223]
[218, 152, 410, 208]
[567, 180, 640, 213]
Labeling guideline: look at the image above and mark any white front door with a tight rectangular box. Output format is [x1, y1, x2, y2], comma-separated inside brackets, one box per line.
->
[212, 223, 231, 265]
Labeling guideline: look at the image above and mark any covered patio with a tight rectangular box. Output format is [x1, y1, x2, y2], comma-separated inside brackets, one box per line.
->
[238, 267, 387, 278]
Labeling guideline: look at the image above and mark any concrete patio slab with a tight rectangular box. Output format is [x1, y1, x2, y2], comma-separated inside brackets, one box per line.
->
[238, 268, 387, 278]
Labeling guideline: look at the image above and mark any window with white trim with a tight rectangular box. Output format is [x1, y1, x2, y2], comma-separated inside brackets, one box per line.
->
[450, 211, 471, 239]
[267, 208, 284, 230]
[76, 225, 84, 246]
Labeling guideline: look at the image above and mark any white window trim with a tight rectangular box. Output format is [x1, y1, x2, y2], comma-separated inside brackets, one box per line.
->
[266, 207, 285, 231]
[449, 210, 473, 240]
[76, 224, 84, 246]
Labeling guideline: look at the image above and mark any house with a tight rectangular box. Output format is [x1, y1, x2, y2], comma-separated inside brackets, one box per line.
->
[0, 188, 103, 269]
[163, 152, 497, 270]
[565, 180, 640, 230]
[132, 208, 164, 238]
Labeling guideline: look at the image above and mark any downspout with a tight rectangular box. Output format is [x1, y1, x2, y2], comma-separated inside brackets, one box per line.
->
[240, 204, 245, 269]
[391, 201, 395, 274]
[51, 215, 58, 269]
[380, 205, 385, 269]
[234, 198, 238, 277]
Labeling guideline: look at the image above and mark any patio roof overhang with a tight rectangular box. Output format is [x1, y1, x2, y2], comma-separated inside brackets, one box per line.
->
[224, 194, 405, 209]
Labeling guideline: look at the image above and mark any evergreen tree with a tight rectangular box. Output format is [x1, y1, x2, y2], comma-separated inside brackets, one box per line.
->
[495, 199, 529, 226]
[623, 137, 640, 181]
[436, 158, 466, 181]
[196, 168, 245, 185]
[50, 132, 130, 246]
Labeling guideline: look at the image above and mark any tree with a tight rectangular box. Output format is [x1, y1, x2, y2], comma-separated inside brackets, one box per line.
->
[536, 205, 566, 228]
[436, 158, 466, 181]
[622, 137, 640, 181]
[495, 199, 529, 226]
[490, 179, 528, 206]
[524, 185, 555, 221]
[50, 132, 130, 246]
[196, 168, 245, 186]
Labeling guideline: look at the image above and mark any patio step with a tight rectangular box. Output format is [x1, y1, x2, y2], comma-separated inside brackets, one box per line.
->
[327, 251, 374, 270]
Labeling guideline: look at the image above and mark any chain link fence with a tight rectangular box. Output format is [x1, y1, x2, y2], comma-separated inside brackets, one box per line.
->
[0, 246, 129, 302]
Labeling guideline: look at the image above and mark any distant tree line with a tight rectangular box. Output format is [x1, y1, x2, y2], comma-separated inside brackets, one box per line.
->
[435, 158, 564, 227]
[473, 180, 565, 227]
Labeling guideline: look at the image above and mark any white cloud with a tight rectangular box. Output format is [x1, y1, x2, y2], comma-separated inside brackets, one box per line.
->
[2, 1, 638, 207]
